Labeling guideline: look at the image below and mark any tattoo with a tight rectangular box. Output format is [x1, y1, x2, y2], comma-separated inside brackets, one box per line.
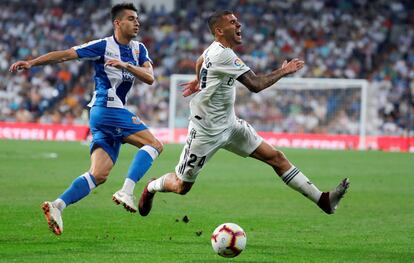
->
[237, 68, 286, 93]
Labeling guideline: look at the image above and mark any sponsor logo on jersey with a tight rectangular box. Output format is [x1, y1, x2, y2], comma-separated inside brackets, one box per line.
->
[234, 58, 244, 67]
[105, 51, 118, 58]
[122, 61, 136, 82]
[122, 69, 134, 82]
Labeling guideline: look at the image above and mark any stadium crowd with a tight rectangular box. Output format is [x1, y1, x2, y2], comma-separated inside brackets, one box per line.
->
[0, 0, 413, 135]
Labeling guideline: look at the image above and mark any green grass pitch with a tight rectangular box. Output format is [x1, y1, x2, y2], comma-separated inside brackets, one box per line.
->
[0, 140, 413, 262]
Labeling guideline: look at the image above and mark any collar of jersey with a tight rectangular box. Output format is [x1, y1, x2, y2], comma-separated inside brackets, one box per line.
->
[113, 35, 131, 49]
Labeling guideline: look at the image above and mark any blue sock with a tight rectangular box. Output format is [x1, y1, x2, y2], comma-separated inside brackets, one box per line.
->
[59, 172, 96, 207]
[127, 145, 159, 183]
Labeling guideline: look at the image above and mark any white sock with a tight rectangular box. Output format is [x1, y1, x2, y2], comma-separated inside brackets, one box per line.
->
[121, 178, 135, 195]
[147, 175, 167, 193]
[281, 166, 322, 203]
[52, 198, 66, 212]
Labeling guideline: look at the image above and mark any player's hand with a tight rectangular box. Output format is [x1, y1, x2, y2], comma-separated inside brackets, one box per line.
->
[105, 59, 128, 69]
[181, 79, 200, 97]
[281, 58, 305, 75]
[9, 61, 31, 72]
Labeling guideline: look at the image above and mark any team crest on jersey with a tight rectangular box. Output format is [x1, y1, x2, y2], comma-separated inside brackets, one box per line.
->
[132, 116, 141, 125]
[234, 58, 244, 67]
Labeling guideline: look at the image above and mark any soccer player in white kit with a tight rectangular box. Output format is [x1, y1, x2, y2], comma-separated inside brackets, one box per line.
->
[138, 10, 349, 216]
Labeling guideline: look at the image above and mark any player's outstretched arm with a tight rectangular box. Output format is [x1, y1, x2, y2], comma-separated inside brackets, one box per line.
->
[237, 58, 304, 93]
[9, 48, 79, 72]
[105, 59, 154, 85]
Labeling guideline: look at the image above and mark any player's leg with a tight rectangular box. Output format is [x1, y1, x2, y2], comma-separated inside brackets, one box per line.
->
[42, 106, 121, 235]
[250, 140, 349, 214]
[123, 129, 163, 187]
[42, 147, 114, 235]
[112, 129, 163, 213]
[224, 118, 349, 214]
[138, 172, 194, 216]
[150, 172, 194, 194]
[138, 125, 219, 216]
[50, 110, 119, 211]
[250, 141, 321, 199]
[52, 147, 113, 210]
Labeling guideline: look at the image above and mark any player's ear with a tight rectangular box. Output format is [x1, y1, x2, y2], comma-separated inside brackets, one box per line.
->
[113, 19, 120, 27]
[215, 26, 223, 36]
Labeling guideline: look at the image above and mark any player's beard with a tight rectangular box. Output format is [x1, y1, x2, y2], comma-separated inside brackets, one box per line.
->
[231, 33, 242, 46]
[235, 35, 242, 44]
[228, 26, 242, 45]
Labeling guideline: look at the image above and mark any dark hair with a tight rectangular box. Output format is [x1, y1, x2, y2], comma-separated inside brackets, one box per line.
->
[207, 10, 233, 36]
[111, 3, 138, 22]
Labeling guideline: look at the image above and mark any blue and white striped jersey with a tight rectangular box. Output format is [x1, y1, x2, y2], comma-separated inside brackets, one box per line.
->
[73, 36, 152, 108]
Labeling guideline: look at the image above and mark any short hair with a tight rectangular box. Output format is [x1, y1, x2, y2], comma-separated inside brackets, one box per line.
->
[207, 10, 233, 36]
[111, 3, 138, 22]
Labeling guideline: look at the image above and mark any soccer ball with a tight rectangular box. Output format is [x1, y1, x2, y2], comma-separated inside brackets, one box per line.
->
[211, 223, 247, 258]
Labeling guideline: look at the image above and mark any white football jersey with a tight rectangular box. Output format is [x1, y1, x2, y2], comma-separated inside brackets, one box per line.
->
[190, 41, 250, 135]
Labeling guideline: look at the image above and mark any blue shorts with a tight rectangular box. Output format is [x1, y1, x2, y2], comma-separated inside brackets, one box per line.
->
[89, 106, 148, 163]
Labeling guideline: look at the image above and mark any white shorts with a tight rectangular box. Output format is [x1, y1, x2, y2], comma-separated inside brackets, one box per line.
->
[175, 119, 263, 182]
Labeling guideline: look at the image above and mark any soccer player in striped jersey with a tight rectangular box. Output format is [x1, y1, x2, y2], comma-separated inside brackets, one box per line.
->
[138, 10, 349, 217]
[9, 3, 162, 235]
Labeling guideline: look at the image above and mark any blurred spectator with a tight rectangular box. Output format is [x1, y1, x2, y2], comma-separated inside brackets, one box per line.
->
[1, 0, 413, 135]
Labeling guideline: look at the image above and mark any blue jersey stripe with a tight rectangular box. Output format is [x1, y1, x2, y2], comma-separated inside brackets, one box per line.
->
[74, 39, 106, 60]
[116, 82, 132, 105]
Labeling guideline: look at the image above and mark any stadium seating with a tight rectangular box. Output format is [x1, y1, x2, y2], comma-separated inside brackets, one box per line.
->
[1, 0, 412, 135]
